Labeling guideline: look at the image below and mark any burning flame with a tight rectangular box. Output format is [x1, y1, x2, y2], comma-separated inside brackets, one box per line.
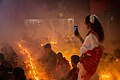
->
[17, 42, 39, 80]
[100, 74, 111, 80]
[50, 41, 57, 45]
[99, 71, 113, 80]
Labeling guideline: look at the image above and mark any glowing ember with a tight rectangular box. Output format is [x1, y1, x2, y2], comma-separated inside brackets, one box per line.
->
[116, 59, 118, 62]
[101, 74, 110, 79]
[16, 42, 39, 80]
[50, 41, 57, 45]
[99, 72, 112, 80]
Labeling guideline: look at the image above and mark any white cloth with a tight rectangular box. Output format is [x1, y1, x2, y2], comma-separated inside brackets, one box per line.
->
[80, 33, 99, 56]
[77, 62, 87, 80]
[77, 33, 100, 80]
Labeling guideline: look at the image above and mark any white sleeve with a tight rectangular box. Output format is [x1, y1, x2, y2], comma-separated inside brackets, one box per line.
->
[80, 34, 99, 55]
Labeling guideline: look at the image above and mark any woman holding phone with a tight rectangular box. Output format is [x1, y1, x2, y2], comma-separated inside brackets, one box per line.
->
[74, 14, 104, 80]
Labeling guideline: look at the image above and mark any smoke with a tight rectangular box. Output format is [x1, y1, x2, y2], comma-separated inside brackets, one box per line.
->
[0, 0, 119, 79]
[0, 0, 72, 41]
[0, 0, 24, 42]
[0, 0, 82, 79]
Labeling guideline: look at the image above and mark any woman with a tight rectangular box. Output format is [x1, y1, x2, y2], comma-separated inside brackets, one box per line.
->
[74, 14, 104, 80]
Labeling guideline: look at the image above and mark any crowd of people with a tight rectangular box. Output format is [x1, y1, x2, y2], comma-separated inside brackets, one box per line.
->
[0, 14, 111, 80]
[39, 14, 105, 80]
[0, 43, 26, 80]
[0, 42, 80, 80]
[40, 43, 79, 80]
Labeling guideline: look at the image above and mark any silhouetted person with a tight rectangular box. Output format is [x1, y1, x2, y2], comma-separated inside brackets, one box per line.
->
[75, 14, 104, 80]
[54, 52, 70, 80]
[66, 55, 79, 80]
[0, 53, 13, 80]
[1, 44, 18, 67]
[43, 43, 57, 75]
[13, 67, 26, 80]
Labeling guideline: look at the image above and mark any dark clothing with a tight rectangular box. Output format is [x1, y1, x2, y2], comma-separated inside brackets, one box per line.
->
[13, 67, 26, 80]
[66, 67, 79, 80]
[43, 50, 57, 72]
[14, 75, 26, 80]
[2, 60, 13, 68]
[0, 65, 13, 80]
[54, 58, 70, 80]
[1, 46, 18, 67]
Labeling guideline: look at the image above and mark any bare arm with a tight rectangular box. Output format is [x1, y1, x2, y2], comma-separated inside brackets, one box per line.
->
[74, 30, 84, 43]
[77, 34, 84, 43]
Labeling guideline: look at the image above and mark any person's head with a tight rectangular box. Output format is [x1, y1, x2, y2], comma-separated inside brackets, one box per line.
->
[1, 47, 8, 53]
[13, 67, 25, 76]
[44, 43, 52, 53]
[57, 52, 63, 61]
[71, 55, 80, 68]
[0, 53, 5, 65]
[114, 48, 120, 58]
[85, 14, 104, 42]
[13, 67, 26, 80]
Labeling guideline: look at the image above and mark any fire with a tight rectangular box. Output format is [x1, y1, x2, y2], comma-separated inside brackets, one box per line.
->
[100, 74, 111, 80]
[99, 70, 113, 80]
[50, 41, 57, 45]
[50, 38, 57, 45]
[17, 42, 39, 80]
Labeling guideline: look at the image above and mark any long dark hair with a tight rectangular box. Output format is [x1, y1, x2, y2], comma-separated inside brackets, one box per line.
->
[85, 15, 104, 42]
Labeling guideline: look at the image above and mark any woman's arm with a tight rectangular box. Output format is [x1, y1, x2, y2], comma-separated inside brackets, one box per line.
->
[77, 34, 84, 43]
[74, 29, 84, 43]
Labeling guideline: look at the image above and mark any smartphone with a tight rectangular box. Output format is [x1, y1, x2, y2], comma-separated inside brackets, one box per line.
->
[74, 26, 78, 32]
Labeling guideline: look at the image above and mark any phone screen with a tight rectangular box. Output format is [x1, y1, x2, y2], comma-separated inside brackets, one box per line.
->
[74, 26, 78, 32]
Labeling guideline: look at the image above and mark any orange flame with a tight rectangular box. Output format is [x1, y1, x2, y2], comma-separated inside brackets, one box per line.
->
[17, 42, 39, 80]
[100, 74, 111, 80]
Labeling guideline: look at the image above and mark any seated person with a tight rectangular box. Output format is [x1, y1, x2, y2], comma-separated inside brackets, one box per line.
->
[66, 55, 80, 80]
[1, 44, 18, 67]
[0, 53, 13, 80]
[42, 43, 57, 79]
[54, 52, 70, 80]
[13, 67, 26, 80]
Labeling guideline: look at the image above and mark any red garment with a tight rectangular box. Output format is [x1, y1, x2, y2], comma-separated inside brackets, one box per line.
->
[81, 46, 103, 76]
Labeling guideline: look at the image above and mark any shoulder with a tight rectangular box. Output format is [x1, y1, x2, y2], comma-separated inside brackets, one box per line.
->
[86, 33, 99, 42]
[51, 50, 56, 55]
[91, 31, 99, 41]
[62, 58, 69, 63]
[84, 33, 96, 43]
[87, 33, 97, 38]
